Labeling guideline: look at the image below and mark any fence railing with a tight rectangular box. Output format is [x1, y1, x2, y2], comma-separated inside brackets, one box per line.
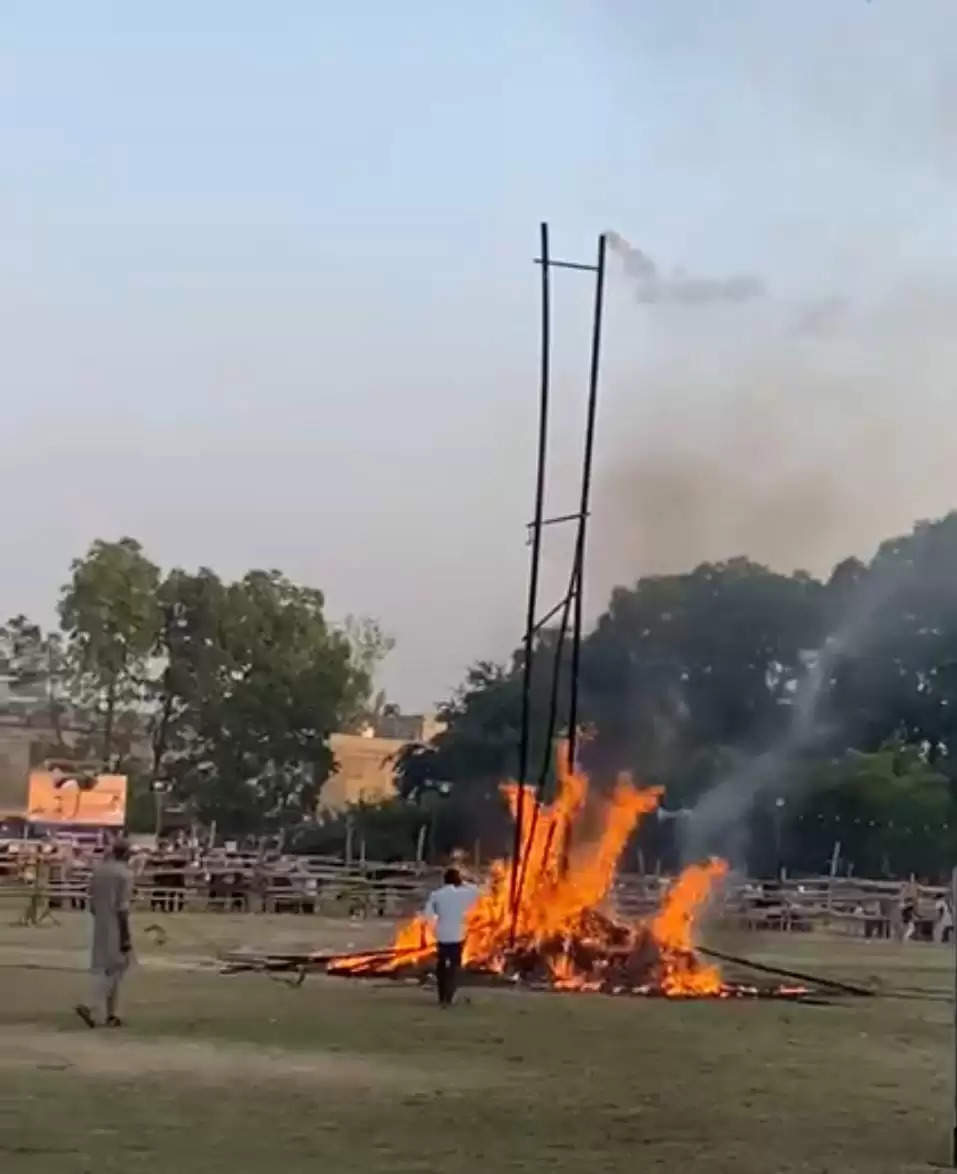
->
[612, 873, 951, 940]
[2, 848, 950, 939]
[0, 850, 440, 919]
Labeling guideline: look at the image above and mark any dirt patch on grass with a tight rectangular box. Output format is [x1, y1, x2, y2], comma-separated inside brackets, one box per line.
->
[0, 1025, 478, 1092]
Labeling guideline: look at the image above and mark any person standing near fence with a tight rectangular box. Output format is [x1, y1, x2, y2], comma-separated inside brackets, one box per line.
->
[935, 892, 954, 943]
[899, 878, 919, 942]
[75, 839, 134, 1028]
[424, 867, 479, 1008]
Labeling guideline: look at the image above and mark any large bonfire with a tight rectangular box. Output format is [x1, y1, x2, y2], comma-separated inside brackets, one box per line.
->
[333, 752, 730, 997]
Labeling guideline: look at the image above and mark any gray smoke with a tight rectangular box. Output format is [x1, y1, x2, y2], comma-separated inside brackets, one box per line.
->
[606, 230, 766, 306]
[678, 561, 907, 866]
[582, 260, 957, 868]
[793, 297, 849, 338]
[589, 279, 957, 596]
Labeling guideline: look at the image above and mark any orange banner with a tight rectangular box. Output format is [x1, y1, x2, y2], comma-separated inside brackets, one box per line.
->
[26, 771, 127, 827]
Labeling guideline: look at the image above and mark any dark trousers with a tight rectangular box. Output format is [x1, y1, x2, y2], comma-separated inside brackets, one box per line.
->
[436, 941, 463, 1005]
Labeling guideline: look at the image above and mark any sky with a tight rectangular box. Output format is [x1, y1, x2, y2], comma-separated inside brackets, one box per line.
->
[3, 1, 957, 708]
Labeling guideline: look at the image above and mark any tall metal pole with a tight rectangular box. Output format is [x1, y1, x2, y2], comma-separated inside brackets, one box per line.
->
[512, 232, 607, 926]
[566, 233, 607, 771]
[510, 221, 551, 916]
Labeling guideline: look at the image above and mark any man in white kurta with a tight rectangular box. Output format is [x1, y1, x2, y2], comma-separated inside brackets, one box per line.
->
[76, 839, 134, 1028]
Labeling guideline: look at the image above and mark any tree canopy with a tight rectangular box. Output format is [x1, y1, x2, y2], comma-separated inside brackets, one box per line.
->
[4, 538, 393, 836]
[395, 512, 957, 878]
[11, 511, 957, 875]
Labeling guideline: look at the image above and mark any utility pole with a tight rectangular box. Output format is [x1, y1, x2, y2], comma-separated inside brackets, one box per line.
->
[152, 780, 168, 848]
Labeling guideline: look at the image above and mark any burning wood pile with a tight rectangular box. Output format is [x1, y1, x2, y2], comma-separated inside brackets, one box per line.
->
[229, 754, 813, 1001]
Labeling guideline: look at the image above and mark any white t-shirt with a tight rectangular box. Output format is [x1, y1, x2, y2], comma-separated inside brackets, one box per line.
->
[425, 883, 479, 944]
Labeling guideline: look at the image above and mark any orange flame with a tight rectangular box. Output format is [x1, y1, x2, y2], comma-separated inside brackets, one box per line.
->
[333, 749, 729, 996]
[651, 858, 727, 995]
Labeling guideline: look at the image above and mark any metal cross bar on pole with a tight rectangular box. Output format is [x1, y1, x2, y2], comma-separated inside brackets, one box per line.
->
[525, 510, 588, 531]
[533, 258, 599, 273]
[525, 514, 589, 546]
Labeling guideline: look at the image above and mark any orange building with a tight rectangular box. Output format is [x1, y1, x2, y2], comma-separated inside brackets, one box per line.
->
[322, 733, 404, 812]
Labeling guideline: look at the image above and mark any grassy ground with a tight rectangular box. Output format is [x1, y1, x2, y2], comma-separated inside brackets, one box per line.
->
[0, 907, 953, 1173]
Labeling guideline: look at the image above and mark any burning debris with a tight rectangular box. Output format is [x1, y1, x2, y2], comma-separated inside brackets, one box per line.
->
[223, 753, 839, 1000]
[322, 756, 805, 1000]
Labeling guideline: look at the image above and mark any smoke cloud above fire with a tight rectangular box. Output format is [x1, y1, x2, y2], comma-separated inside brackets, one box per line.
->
[582, 229, 957, 863]
[589, 273, 957, 594]
[679, 560, 907, 866]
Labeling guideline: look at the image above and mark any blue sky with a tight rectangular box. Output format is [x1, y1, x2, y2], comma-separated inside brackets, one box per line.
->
[4, 2, 957, 706]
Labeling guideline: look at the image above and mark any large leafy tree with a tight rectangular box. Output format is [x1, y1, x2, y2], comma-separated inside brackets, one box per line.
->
[148, 566, 230, 783]
[155, 569, 365, 833]
[395, 660, 522, 801]
[405, 516, 957, 875]
[338, 614, 396, 731]
[393, 623, 575, 804]
[580, 558, 825, 788]
[787, 745, 956, 878]
[58, 538, 161, 763]
[396, 562, 826, 804]
[17, 510, 957, 870]
[50, 540, 378, 834]
[828, 513, 957, 769]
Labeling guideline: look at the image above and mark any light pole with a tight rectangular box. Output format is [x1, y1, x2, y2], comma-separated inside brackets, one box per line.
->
[774, 797, 787, 879]
[152, 781, 169, 847]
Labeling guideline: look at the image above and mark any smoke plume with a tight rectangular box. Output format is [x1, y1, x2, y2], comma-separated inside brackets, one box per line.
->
[590, 278, 957, 594]
[583, 249, 957, 864]
[606, 231, 766, 306]
[678, 560, 906, 865]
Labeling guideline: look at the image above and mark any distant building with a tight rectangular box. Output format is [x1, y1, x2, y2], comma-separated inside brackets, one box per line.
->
[374, 711, 444, 743]
[0, 726, 31, 817]
[319, 712, 445, 813]
[321, 733, 405, 812]
[0, 673, 47, 717]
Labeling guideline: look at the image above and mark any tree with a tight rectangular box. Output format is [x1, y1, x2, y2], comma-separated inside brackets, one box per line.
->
[158, 569, 365, 834]
[393, 658, 528, 802]
[389, 519, 957, 875]
[148, 566, 230, 785]
[828, 513, 957, 768]
[581, 558, 825, 784]
[0, 615, 67, 741]
[23, 508, 957, 872]
[787, 745, 956, 878]
[392, 630, 573, 834]
[289, 797, 426, 860]
[339, 615, 395, 731]
[58, 538, 161, 764]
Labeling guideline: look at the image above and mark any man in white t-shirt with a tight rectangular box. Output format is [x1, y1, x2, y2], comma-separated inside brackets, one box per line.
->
[425, 867, 479, 1007]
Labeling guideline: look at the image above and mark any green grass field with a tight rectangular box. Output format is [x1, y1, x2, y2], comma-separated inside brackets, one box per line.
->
[0, 909, 953, 1173]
